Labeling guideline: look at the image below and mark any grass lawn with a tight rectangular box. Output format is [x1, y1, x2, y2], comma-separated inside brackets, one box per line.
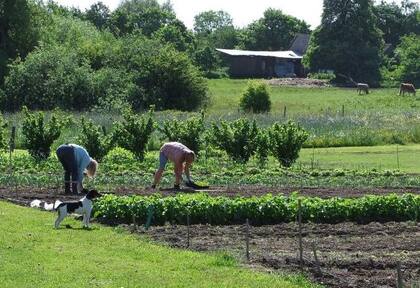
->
[298, 144, 420, 173]
[208, 79, 420, 115]
[0, 201, 317, 288]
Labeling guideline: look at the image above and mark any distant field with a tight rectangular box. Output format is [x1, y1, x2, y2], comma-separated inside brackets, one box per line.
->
[207, 79, 419, 115]
[0, 201, 317, 288]
[298, 144, 420, 173]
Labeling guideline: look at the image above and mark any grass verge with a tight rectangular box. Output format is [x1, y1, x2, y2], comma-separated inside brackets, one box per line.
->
[0, 201, 318, 288]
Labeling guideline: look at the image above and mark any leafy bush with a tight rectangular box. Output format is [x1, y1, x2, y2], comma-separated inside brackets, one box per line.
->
[255, 129, 270, 166]
[208, 118, 259, 163]
[239, 81, 271, 113]
[77, 117, 110, 161]
[3, 46, 96, 111]
[21, 107, 63, 160]
[391, 34, 420, 87]
[0, 114, 7, 150]
[110, 109, 155, 160]
[94, 193, 420, 226]
[307, 72, 335, 81]
[158, 112, 205, 153]
[268, 121, 309, 167]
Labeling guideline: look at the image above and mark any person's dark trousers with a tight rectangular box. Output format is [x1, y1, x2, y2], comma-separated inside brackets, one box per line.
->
[56, 145, 78, 194]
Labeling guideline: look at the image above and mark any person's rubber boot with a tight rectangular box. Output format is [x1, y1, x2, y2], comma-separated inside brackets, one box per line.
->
[64, 181, 71, 194]
[72, 182, 79, 195]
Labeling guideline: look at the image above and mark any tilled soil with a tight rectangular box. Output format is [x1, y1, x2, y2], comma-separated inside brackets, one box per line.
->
[139, 222, 420, 288]
[1, 186, 419, 287]
[1, 185, 419, 205]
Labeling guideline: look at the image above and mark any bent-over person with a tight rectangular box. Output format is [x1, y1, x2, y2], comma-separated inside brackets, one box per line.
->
[56, 144, 97, 194]
[152, 142, 195, 190]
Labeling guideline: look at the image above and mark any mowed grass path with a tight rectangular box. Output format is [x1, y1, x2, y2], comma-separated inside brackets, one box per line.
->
[208, 79, 419, 115]
[298, 144, 420, 173]
[0, 201, 316, 288]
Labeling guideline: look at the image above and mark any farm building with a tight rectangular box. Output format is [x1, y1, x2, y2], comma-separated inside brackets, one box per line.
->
[217, 33, 310, 78]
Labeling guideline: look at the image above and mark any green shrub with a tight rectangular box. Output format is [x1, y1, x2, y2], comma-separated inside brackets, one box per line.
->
[77, 117, 110, 161]
[307, 72, 335, 81]
[255, 129, 270, 166]
[239, 81, 271, 113]
[110, 109, 155, 160]
[158, 112, 205, 153]
[208, 118, 259, 163]
[3, 47, 96, 111]
[0, 114, 7, 150]
[268, 121, 309, 167]
[21, 107, 63, 161]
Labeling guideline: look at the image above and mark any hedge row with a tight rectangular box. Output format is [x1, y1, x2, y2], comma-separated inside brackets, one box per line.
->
[94, 193, 420, 226]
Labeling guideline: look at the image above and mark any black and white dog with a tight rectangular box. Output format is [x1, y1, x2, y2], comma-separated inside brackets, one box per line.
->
[31, 189, 102, 228]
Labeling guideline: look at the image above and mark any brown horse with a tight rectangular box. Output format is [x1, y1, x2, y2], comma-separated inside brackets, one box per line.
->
[399, 83, 416, 96]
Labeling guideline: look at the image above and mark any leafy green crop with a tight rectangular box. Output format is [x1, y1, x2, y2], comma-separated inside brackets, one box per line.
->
[95, 193, 420, 226]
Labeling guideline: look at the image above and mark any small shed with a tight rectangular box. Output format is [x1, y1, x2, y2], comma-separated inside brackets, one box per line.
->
[216, 49, 304, 78]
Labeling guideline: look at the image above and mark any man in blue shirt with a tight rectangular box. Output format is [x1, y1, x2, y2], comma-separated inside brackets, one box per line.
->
[56, 144, 98, 194]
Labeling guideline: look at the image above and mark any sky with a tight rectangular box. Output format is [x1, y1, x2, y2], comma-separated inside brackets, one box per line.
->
[54, 0, 415, 30]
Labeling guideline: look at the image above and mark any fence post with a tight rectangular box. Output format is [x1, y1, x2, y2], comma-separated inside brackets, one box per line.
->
[245, 218, 250, 262]
[298, 199, 303, 271]
[283, 106, 287, 118]
[341, 105, 344, 117]
[396, 145, 400, 170]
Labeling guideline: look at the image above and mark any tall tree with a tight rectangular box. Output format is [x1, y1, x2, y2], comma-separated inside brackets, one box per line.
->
[392, 34, 420, 86]
[194, 10, 233, 35]
[84, 2, 110, 30]
[240, 8, 310, 51]
[373, 0, 419, 47]
[304, 0, 384, 86]
[0, 0, 44, 82]
[109, 0, 176, 36]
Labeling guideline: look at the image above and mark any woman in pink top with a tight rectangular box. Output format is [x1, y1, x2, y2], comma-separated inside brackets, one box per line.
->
[152, 142, 196, 190]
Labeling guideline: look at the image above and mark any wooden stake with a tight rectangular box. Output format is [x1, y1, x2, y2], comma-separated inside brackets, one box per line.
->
[187, 214, 190, 248]
[396, 145, 400, 170]
[283, 106, 287, 118]
[311, 242, 322, 276]
[397, 261, 404, 288]
[132, 213, 137, 232]
[246, 218, 250, 262]
[298, 199, 303, 271]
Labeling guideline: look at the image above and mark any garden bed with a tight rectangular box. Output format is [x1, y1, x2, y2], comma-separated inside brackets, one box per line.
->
[1, 185, 420, 205]
[141, 221, 419, 288]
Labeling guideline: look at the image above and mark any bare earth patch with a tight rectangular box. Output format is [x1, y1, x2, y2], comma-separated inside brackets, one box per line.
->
[266, 78, 330, 88]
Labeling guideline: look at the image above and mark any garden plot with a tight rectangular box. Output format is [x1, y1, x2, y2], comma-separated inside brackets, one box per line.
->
[141, 222, 420, 288]
[1, 186, 419, 288]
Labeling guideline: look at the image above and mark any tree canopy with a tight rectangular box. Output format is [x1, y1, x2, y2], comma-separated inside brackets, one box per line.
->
[304, 0, 384, 86]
